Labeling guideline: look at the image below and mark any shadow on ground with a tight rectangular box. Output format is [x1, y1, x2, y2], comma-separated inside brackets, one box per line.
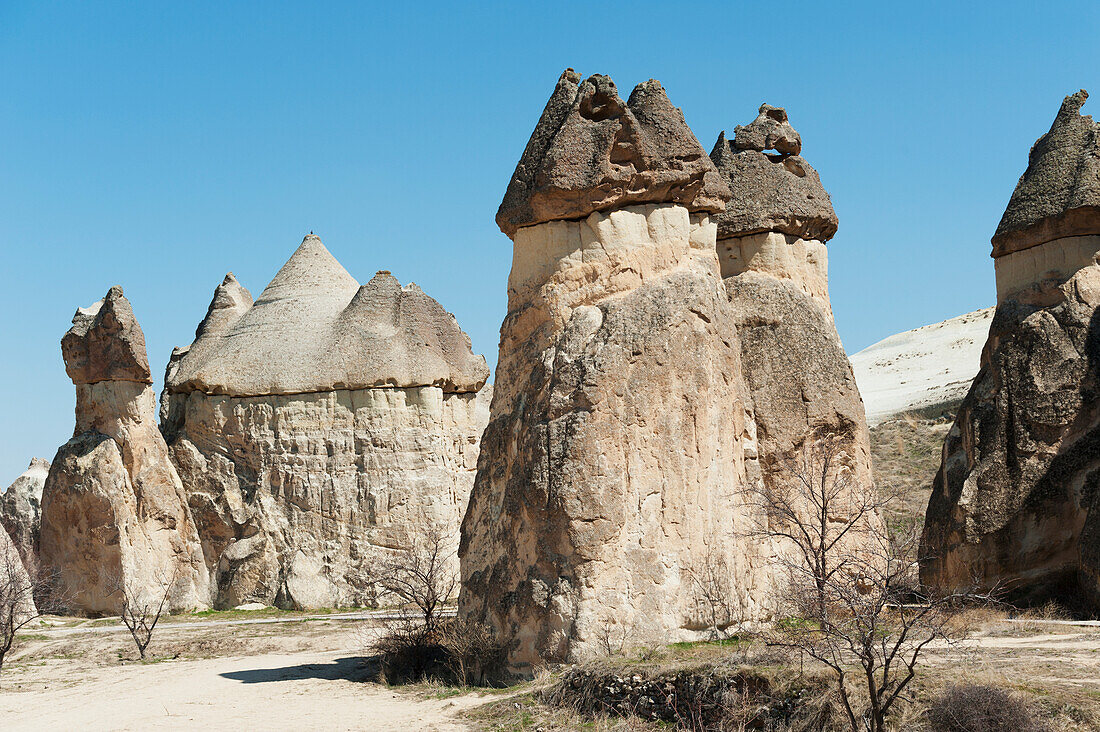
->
[220, 656, 380, 684]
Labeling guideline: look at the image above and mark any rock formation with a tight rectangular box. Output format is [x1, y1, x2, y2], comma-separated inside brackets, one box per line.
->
[460, 71, 775, 670]
[40, 287, 209, 615]
[709, 105, 875, 509]
[161, 235, 491, 609]
[921, 91, 1100, 608]
[1, 458, 49, 573]
[0, 524, 35, 620]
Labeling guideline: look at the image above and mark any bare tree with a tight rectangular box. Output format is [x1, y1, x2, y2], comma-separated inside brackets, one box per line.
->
[751, 429, 989, 732]
[0, 548, 60, 676]
[685, 546, 738, 640]
[747, 428, 889, 621]
[365, 524, 457, 633]
[108, 568, 177, 660]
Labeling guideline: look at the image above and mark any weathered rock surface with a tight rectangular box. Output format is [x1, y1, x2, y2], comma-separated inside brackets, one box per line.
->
[162, 236, 491, 609]
[462, 73, 777, 670]
[709, 104, 837, 242]
[0, 458, 49, 572]
[992, 90, 1100, 258]
[712, 107, 874, 510]
[495, 70, 731, 238]
[921, 92, 1100, 608]
[0, 524, 35, 619]
[40, 287, 210, 615]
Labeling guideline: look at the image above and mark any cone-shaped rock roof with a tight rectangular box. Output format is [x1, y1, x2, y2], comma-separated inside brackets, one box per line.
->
[709, 105, 837, 242]
[496, 69, 731, 238]
[166, 235, 489, 396]
[62, 286, 152, 385]
[992, 90, 1100, 257]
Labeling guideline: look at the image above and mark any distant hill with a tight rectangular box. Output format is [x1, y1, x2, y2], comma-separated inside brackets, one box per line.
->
[850, 308, 994, 426]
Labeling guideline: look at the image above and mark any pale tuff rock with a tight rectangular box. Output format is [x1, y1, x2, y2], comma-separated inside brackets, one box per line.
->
[495, 70, 731, 238]
[0, 525, 35, 619]
[921, 92, 1100, 608]
[165, 236, 488, 397]
[712, 107, 875, 517]
[709, 105, 837, 242]
[163, 236, 491, 609]
[40, 287, 209, 615]
[462, 71, 774, 670]
[849, 309, 995, 426]
[992, 90, 1100, 258]
[0, 458, 49, 573]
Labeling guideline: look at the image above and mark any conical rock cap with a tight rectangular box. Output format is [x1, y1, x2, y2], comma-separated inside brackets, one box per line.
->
[709, 105, 837, 242]
[496, 70, 730, 237]
[167, 235, 488, 396]
[992, 90, 1100, 257]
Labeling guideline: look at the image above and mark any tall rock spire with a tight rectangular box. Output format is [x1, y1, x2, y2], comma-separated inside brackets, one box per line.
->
[40, 287, 210, 614]
[462, 71, 771, 670]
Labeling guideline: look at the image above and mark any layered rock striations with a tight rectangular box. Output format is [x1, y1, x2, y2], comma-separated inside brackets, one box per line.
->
[921, 91, 1100, 607]
[162, 236, 491, 609]
[1, 458, 49, 573]
[710, 106, 875, 506]
[461, 71, 776, 670]
[40, 287, 209, 614]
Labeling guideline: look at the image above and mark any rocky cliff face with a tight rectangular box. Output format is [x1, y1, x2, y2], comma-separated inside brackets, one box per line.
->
[460, 72, 776, 670]
[921, 91, 1100, 608]
[710, 106, 875, 509]
[162, 236, 490, 609]
[1, 458, 49, 573]
[40, 287, 209, 615]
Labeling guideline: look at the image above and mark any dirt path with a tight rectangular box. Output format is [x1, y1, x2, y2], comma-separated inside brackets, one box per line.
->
[0, 648, 486, 731]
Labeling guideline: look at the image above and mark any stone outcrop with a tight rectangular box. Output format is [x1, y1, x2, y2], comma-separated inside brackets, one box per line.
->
[0, 524, 35, 620]
[162, 236, 491, 609]
[1, 458, 49, 573]
[40, 287, 209, 615]
[709, 104, 838, 243]
[710, 106, 874, 508]
[921, 91, 1100, 608]
[461, 72, 776, 670]
[495, 70, 731, 238]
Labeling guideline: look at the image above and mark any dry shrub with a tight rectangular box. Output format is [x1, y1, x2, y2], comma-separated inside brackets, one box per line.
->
[372, 617, 505, 686]
[927, 684, 1052, 732]
[544, 665, 843, 731]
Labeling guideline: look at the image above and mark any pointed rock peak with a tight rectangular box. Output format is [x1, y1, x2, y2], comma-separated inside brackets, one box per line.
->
[710, 107, 836, 242]
[733, 104, 802, 155]
[496, 70, 730, 237]
[992, 89, 1100, 256]
[62, 285, 151, 385]
[193, 271, 255, 341]
[257, 234, 359, 303]
[27, 457, 50, 473]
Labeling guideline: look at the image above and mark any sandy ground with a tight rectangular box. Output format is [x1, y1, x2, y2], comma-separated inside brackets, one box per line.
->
[1, 612, 1097, 730]
[0, 615, 488, 731]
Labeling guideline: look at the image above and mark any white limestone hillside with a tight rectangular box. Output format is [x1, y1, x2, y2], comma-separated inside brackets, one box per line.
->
[850, 308, 994, 425]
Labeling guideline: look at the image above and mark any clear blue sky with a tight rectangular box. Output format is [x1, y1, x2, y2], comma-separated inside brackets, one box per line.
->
[1, 1, 1097, 482]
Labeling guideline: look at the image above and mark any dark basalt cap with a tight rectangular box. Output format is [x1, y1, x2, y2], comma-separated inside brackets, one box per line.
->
[991, 90, 1100, 258]
[496, 69, 731, 238]
[62, 286, 152, 385]
[709, 105, 837, 242]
